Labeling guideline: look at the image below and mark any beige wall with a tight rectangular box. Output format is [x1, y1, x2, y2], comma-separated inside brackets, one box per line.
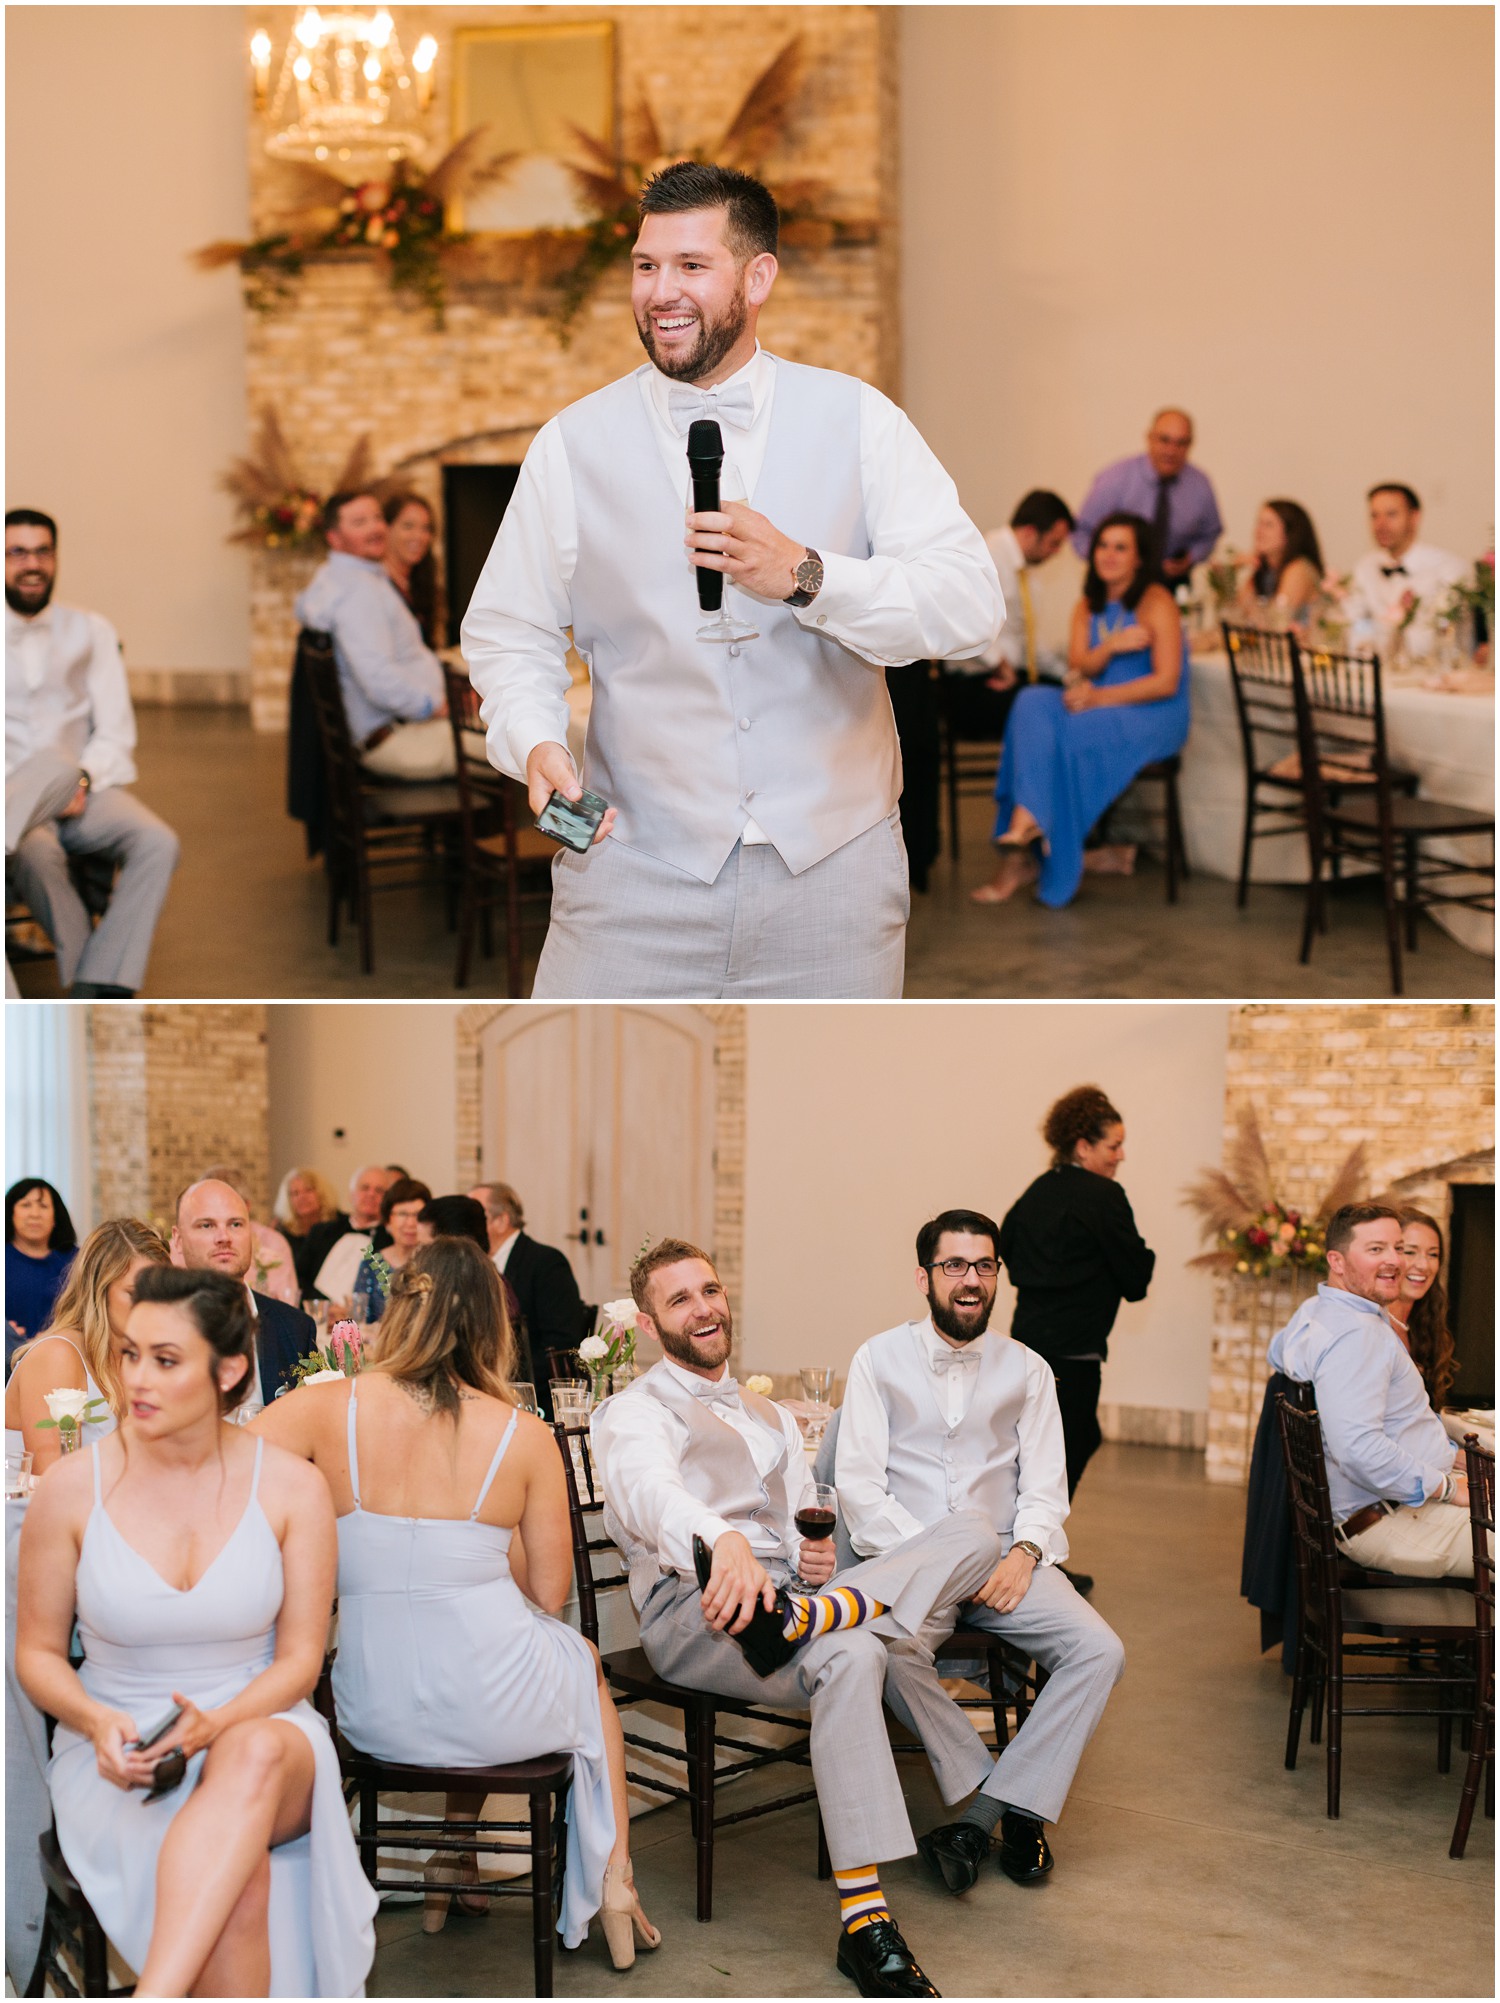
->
[6, 6, 251, 673]
[741, 1003, 1228, 1415]
[901, 6, 1495, 569]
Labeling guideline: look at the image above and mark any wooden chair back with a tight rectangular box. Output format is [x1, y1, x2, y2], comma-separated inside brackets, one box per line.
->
[553, 1418, 631, 1650]
[1222, 620, 1302, 786]
[1464, 1436, 1495, 1632]
[1275, 1392, 1344, 1640]
[299, 628, 365, 856]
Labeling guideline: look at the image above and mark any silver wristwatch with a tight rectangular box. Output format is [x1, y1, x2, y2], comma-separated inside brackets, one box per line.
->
[783, 547, 824, 607]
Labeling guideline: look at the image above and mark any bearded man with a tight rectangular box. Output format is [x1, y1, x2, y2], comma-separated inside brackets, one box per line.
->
[462, 161, 1001, 1000]
[834, 1209, 1125, 1896]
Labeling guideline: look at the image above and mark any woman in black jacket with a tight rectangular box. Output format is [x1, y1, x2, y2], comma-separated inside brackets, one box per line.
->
[999, 1085, 1155, 1504]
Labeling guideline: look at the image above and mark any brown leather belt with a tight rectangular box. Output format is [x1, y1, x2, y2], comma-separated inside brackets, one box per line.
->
[361, 724, 396, 755]
[1337, 1501, 1393, 1540]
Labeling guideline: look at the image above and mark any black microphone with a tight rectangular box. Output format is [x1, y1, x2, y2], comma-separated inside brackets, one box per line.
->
[686, 418, 724, 613]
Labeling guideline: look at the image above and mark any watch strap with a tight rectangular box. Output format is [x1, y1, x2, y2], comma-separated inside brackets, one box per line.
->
[783, 547, 823, 608]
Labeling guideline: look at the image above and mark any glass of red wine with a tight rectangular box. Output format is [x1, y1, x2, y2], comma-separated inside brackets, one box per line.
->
[791, 1482, 839, 1589]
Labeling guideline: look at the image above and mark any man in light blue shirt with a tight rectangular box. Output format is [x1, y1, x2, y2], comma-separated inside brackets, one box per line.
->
[1267, 1202, 1475, 1578]
[295, 490, 452, 779]
[1071, 410, 1222, 585]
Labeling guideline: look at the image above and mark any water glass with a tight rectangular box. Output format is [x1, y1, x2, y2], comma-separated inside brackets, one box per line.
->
[5, 1450, 33, 1499]
[800, 1365, 835, 1406]
[306, 1299, 330, 1335]
[552, 1383, 591, 1429]
[512, 1381, 540, 1416]
[349, 1290, 370, 1328]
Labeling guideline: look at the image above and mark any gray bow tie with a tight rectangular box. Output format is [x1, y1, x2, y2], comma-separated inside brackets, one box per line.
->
[686, 1374, 742, 1411]
[932, 1343, 981, 1371]
[665, 378, 757, 436]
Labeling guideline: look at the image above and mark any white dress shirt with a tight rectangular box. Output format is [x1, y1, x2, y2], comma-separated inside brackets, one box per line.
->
[837, 1317, 1070, 1562]
[463, 342, 1004, 823]
[492, 1227, 520, 1275]
[313, 1232, 372, 1304]
[972, 525, 1059, 677]
[1345, 541, 1466, 639]
[590, 1356, 815, 1580]
[238, 1284, 266, 1421]
[5, 600, 137, 788]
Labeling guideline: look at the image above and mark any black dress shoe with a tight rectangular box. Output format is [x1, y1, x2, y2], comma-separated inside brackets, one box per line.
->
[1058, 1566, 1094, 1598]
[836, 1919, 940, 1996]
[691, 1534, 795, 1678]
[916, 1820, 990, 1894]
[996, 1810, 1053, 1884]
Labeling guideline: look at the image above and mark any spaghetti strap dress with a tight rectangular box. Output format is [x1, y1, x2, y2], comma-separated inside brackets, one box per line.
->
[992, 598, 1191, 907]
[48, 1439, 377, 1996]
[5, 1334, 115, 1461]
[332, 1383, 615, 1950]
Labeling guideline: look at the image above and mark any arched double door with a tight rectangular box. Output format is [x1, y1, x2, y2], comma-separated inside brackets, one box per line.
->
[476, 1006, 717, 1305]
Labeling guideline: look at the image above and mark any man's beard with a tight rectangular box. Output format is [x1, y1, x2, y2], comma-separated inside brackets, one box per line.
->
[635, 285, 749, 383]
[657, 1304, 735, 1372]
[930, 1289, 994, 1345]
[6, 576, 54, 615]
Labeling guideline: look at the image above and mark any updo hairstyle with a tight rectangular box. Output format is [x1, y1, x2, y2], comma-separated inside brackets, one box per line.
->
[370, 1236, 517, 1415]
[1043, 1085, 1123, 1168]
[129, 1265, 256, 1413]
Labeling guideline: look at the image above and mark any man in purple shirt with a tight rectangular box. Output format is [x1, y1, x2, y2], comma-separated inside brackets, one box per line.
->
[1071, 409, 1223, 585]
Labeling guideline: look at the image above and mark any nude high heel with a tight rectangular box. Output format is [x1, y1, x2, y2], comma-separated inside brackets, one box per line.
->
[599, 1859, 661, 1970]
[423, 1849, 488, 1934]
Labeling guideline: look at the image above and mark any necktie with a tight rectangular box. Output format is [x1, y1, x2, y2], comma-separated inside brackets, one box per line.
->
[1018, 568, 1038, 682]
[1380, 564, 1408, 579]
[1152, 475, 1176, 568]
[665, 378, 757, 435]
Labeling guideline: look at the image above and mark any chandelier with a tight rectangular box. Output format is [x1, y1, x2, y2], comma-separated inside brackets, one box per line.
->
[250, 9, 438, 176]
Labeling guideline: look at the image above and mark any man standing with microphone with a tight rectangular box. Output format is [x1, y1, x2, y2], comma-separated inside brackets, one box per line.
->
[462, 161, 1001, 999]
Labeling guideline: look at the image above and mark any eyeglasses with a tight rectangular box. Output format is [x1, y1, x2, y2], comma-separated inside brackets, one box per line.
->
[924, 1258, 999, 1279]
[5, 546, 54, 562]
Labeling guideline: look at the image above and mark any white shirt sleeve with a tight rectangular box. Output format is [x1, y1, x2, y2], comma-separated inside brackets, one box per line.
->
[1011, 1352, 1071, 1563]
[834, 1342, 930, 1558]
[460, 419, 580, 785]
[793, 383, 1004, 669]
[589, 1390, 738, 1579]
[79, 614, 138, 790]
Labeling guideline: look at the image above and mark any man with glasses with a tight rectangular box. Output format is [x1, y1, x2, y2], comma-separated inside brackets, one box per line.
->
[4, 507, 179, 995]
[835, 1208, 1124, 1896]
[1071, 409, 1222, 587]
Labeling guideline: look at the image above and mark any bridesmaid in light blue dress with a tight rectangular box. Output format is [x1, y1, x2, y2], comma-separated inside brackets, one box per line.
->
[253, 1235, 660, 1970]
[15, 1266, 376, 1996]
[977, 510, 1191, 909]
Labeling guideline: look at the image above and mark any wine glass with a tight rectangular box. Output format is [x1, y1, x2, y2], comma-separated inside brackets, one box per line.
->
[695, 462, 760, 645]
[791, 1482, 839, 1591]
[800, 1366, 835, 1406]
[512, 1381, 540, 1417]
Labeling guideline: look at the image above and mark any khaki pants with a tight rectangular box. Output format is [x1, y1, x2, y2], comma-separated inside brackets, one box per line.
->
[359, 718, 455, 780]
[1337, 1497, 1486, 1578]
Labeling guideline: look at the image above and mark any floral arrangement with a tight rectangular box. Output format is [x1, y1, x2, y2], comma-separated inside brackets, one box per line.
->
[1182, 1106, 1369, 1279]
[291, 1318, 365, 1388]
[36, 1387, 110, 1449]
[1444, 550, 1495, 635]
[220, 408, 374, 553]
[1205, 548, 1242, 609]
[744, 1373, 775, 1397]
[191, 130, 516, 329]
[579, 1297, 638, 1402]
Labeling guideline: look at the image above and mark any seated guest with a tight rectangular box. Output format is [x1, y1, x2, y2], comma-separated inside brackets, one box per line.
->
[174, 1179, 316, 1410]
[593, 1236, 1014, 1998]
[5, 749, 86, 995]
[837, 1209, 1125, 1893]
[272, 1167, 350, 1298]
[974, 512, 1190, 907]
[195, 1163, 301, 1308]
[312, 1163, 396, 1303]
[4, 508, 180, 996]
[294, 490, 452, 780]
[5, 1218, 168, 1472]
[1267, 1203, 1478, 1578]
[469, 1181, 586, 1413]
[944, 492, 1077, 740]
[1072, 410, 1222, 588]
[16, 1266, 377, 1995]
[252, 1238, 659, 1965]
[1392, 1208, 1456, 1410]
[1341, 484, 1465, 652]
[353, 1175, 431, 1320]
[382, 491, 439, 647]
[1233, 501, 1324, 624]
[5, 1177, 78, 1364]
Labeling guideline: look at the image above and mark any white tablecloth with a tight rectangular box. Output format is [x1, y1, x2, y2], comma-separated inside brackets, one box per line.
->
[1177, 652, 1494, 955]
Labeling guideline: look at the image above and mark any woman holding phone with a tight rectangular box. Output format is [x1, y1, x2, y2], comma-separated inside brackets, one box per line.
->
[15, 1266, 374, 1997]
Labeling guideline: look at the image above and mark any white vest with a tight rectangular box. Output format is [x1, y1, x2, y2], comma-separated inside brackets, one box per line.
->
[602, 1361, 797, 1609]
[558, 358, 902, 881]
[862, 1322, 1029, 1536]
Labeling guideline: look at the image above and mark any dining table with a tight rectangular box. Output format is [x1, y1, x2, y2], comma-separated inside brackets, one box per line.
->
[1175, 648, 1494, 955]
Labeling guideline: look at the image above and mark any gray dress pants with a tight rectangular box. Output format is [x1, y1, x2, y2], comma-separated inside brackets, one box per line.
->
[531, 811, 910, 1000]
[8, 783, 179, 992]
[883, 1563, 1126, 1825]
[637, 1511, 1001, 1870]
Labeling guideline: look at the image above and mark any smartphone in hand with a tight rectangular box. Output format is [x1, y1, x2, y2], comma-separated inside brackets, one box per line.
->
[535, 788, 610, 854]
[129, 1701, 185, 1753]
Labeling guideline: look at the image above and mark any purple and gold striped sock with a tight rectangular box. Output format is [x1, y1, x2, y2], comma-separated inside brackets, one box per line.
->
[835, 1864, 891, 1935]
[782, 1585, 888, 1645]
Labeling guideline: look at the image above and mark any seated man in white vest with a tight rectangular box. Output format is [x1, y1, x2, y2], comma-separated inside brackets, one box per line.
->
[464, 161, 1002, 1001]
[591, 1237, 1009, 1999]
[836, 1208, 1125, 1895]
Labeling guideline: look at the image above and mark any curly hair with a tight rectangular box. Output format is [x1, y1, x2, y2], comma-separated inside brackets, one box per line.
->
[1397, 1208, 1455, 1408]
[1042, 1086, 1123, 1168]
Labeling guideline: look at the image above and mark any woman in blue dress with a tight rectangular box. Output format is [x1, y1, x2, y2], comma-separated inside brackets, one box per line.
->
[973, 511, 1190, 908]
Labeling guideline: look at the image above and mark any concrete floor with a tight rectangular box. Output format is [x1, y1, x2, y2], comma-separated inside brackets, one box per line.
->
[9, 708, 1490, 1000]
[366, 1443, 1493, 2000]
